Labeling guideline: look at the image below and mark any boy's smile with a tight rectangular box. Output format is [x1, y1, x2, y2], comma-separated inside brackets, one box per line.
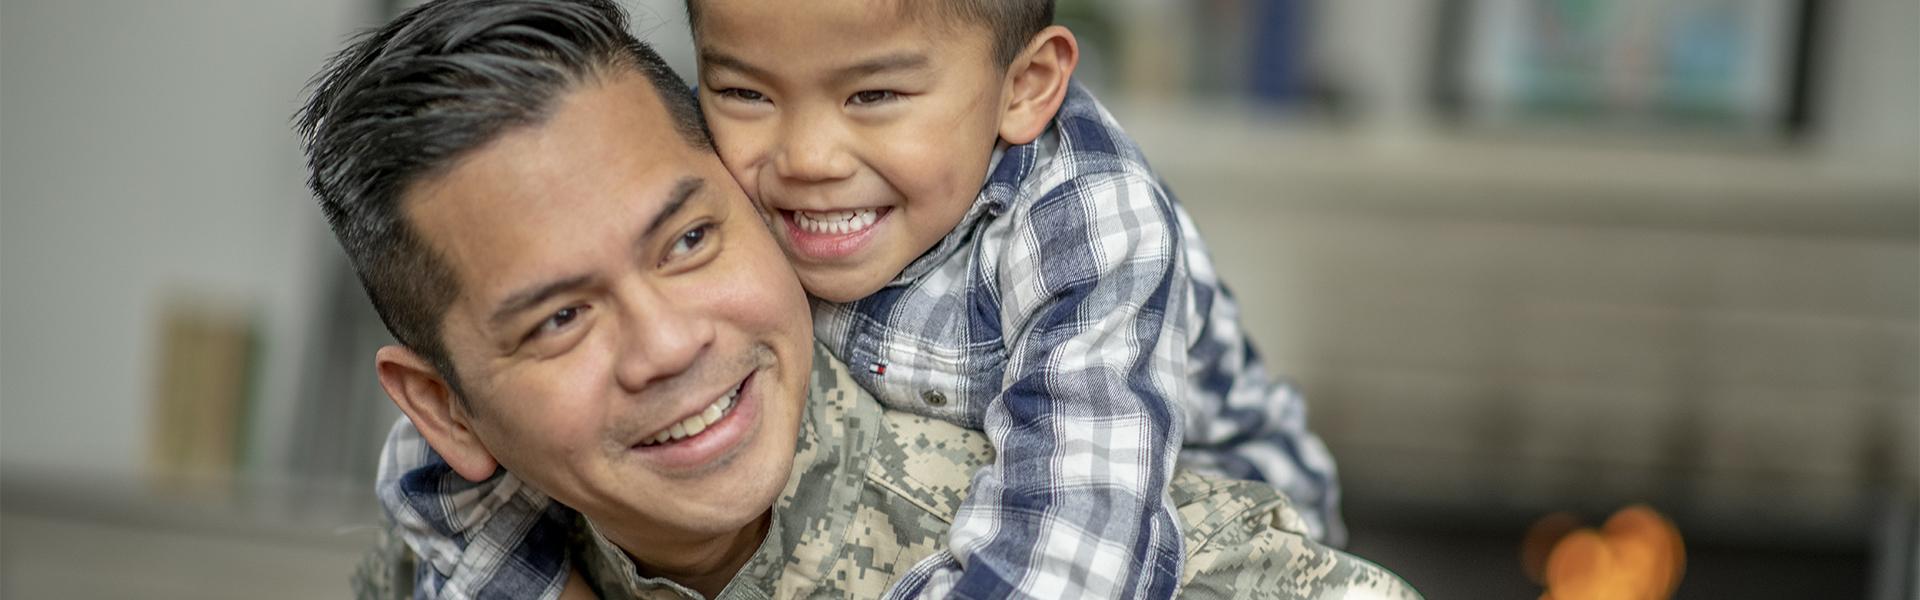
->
[780, 206, 889, 261]
[693, 0, 1015, 302]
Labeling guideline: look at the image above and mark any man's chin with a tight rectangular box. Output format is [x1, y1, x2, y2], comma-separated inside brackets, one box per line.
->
[615, 452, 793, 547]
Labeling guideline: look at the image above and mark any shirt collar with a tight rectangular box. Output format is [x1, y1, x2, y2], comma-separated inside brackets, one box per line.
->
[886, 129, 1045, 286]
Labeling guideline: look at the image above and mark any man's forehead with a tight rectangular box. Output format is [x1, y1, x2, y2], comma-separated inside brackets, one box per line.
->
[401, 74, 707, 306]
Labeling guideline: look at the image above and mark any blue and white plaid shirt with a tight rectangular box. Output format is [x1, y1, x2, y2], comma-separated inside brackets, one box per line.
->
[375, 81, 1341, 599]
[827, 81, 1339, 599]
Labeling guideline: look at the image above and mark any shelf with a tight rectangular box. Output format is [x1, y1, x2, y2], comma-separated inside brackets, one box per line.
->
[0, 466, 382, 549]
[1108, 100, 1920, 241]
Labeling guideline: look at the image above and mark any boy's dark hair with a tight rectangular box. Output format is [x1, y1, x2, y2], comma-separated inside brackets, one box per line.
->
[295, 0, 708, 397]
[686, 0, 1055, 67]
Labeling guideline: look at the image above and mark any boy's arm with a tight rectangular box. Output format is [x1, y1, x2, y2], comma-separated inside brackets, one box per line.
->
[887, 169, 1190, 600]
[558, 567, 601, 600]
[376, 417, 575, 599]
[1168, 225, 1345, 544]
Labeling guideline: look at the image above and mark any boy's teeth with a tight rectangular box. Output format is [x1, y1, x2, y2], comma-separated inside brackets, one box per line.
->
[640, 385, 742, 447]
[792, 208, 879, 235]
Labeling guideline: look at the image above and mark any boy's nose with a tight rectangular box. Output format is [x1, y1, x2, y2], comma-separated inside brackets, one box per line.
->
[773, 121, 856, 182]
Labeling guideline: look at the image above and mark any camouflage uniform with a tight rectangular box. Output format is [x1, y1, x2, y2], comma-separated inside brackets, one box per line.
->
[356, 347, 1418, 600]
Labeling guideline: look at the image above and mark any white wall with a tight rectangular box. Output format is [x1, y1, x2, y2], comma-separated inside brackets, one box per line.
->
[1817, 0, 1920, 170]
[1, 0, 371, 478]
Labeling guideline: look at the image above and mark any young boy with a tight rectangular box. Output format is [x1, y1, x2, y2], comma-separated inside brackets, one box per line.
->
[379, 0, 1342, 597]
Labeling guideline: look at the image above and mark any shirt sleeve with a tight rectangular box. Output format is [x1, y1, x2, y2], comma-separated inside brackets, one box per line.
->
[375, 417, 574, 600]
[887, 167, 1191, 599]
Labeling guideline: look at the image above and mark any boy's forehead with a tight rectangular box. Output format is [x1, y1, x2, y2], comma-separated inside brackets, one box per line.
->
[691, 0, 1000, 76]
[691, 0, 993, 48]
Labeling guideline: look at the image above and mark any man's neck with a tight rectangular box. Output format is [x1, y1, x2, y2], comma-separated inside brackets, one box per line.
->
[606, 510, 772, 598]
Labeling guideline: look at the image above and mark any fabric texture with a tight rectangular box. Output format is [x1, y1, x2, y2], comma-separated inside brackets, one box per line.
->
[373, 80, 1342, 599]
[813, 81, 1341, 598]
[355, 349, 1413, 600]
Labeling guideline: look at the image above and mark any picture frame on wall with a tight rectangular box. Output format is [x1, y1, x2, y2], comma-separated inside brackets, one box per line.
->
[1433, 0, 1822, 141]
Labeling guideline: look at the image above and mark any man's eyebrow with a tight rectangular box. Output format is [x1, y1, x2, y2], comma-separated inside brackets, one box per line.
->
[487, 177, 704, 329]
[643, 176, 705, 241]
[490, 274, 594, 329]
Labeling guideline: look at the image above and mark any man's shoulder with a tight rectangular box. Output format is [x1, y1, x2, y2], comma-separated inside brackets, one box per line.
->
[1169, 470, 1424, 599]
[780, 351, 989, 597]
[863, 408, 994, 521]
[799, 344, 984, 526]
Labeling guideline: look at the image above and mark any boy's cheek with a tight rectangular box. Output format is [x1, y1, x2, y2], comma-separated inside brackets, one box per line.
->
[710, 143, 764, 201]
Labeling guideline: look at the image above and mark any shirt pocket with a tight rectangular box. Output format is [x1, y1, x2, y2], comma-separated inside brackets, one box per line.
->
[864, 324, 1008, 428]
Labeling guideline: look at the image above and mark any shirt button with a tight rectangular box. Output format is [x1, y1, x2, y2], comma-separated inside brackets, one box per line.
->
[921, 390, 947, 407]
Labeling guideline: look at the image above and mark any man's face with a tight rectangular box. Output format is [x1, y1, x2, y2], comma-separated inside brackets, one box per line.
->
[405, 72, 812, 559]
[694, 0, 1012, 302]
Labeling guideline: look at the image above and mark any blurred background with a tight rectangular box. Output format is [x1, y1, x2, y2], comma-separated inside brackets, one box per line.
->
[1, 0, 1914, 597]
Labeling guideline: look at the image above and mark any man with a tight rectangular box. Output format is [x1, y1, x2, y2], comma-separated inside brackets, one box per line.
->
[298, 1, 1419, 598]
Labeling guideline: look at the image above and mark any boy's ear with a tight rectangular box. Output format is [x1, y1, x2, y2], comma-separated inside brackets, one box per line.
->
[998, 25, 1078, 145]
[375, 344, 500, 482]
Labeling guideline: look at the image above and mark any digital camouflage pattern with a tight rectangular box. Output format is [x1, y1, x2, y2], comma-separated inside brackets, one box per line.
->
[355, 347, 1418, 600]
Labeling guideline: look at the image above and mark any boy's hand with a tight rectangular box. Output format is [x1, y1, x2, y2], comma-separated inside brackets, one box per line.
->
[558, 567, 600, 600]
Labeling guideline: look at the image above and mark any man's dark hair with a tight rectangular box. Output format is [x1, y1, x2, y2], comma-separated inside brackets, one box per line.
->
[685, 0, 1055, 67]
[295, 0, 708, 397]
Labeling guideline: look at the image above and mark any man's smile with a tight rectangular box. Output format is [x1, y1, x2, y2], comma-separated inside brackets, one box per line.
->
[636, 377, 746, 447]
[627, 368, 766, 475]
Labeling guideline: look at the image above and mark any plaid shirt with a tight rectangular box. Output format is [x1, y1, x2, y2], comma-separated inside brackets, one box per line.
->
[374, 81, 1341, 599]
[818, 81, 1340, 600]
[360, 349, 1409, 600]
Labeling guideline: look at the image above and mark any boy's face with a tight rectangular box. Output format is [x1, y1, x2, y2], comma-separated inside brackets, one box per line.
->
[693, 0, 1012, 302]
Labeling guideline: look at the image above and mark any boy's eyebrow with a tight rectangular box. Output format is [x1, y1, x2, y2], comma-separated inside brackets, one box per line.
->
[488, 177, 705, 329]
[700, 51, 772, 80]
[831, 52, 929, 79]
[699, 50, 930, 82]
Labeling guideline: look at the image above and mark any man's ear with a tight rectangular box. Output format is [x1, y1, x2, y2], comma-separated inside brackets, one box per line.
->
[997, 25, 1079, 145]
[375, 344, 500, 482]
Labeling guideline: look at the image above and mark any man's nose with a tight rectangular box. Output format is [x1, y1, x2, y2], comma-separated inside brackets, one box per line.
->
[612, 283, 714, 393]
[773, 115, 855, 183]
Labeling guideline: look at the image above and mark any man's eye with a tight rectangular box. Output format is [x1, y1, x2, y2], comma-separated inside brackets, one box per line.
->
[848, 90, 898, 106]
[666, 224, 714, 262]
[715, 88, 767, 103]
[530, 305, 586, 340]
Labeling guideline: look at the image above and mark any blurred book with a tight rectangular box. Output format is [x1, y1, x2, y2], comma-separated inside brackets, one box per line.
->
[1442, 0, 1814, 138]
[1185, 0, 1341, 113]
[149, 298, 259, 485]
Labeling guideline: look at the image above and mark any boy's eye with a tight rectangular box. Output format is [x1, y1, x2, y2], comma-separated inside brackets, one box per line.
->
[715, 88, 767, 103]
[665, 223, 714, 262]
[848, 90, 898, 106]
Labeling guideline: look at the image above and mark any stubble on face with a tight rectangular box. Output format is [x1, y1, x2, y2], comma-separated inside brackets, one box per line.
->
[402, 70, 815, 586]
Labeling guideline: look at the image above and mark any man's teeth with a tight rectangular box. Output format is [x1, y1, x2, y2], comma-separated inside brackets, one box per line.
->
[641, 386, 740, 447]
[792, 208, 879, 235]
